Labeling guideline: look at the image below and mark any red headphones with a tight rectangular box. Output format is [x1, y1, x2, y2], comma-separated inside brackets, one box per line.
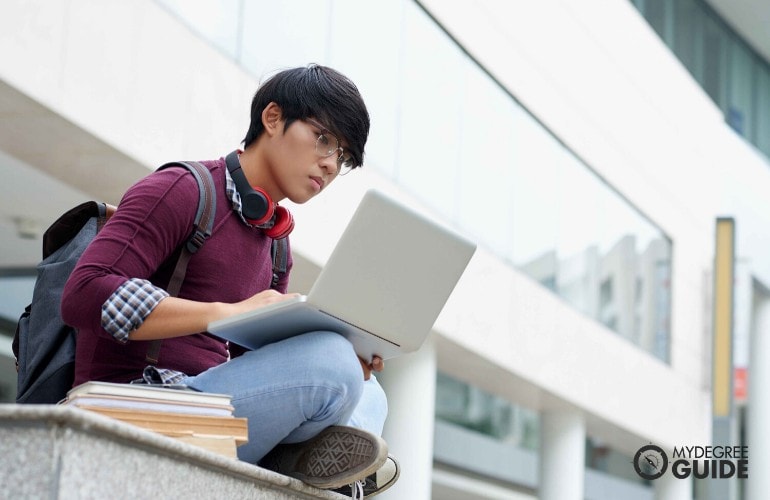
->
[225, 151, 294, 239]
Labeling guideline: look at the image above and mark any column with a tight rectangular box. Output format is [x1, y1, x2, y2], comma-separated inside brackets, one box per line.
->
[746, 293, 770, 500]
[655, 469, 692, 500]
[539, 410, 585, 500]
[376, 336, 437, 500]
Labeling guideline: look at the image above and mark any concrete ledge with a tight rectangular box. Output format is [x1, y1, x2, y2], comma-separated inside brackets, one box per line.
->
[0, 404, 344, 499]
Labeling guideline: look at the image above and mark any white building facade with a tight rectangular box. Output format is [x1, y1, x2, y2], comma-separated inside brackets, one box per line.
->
[2, 1, 769, 499]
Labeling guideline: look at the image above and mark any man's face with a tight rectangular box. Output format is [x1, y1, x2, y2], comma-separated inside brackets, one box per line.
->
[270, 118, 346, 204]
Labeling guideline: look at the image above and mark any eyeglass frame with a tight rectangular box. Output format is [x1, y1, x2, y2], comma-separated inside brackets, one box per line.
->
[304, 118, 355, 175]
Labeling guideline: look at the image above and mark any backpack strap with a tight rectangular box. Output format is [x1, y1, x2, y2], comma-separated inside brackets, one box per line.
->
[159, 161, 217, 295]
[271, 238, 289, 289]
[145, 161, 217, 364]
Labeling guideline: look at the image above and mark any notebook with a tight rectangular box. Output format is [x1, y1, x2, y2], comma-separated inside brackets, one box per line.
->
[208, 189, 476, 361]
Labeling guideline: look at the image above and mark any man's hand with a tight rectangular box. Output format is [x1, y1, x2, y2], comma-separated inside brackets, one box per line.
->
[359, 355, 384, 381]
[227, 289, 301, 318]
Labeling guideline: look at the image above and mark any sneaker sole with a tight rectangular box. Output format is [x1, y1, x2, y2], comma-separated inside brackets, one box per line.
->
[365, 455, 400, 498]
[293, 426, 388, 489]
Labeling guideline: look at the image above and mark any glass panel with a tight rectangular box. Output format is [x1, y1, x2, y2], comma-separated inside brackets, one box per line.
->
[701, 14, 726, 107]
[0, 344, 16, 403]
[643, 0, 674, 45]
[555, 155, 602, 317]
[240, 0, 332, 79]
[726, 38, 755, 138]
[674, 0, 700, 77]
[631, 0, 770, 161]
[508, 115, 562, 285]
[456, 60, 518, 255]
[327, 0, 406, 177]
[396, 2, 464, 216]
[435, 372, 539, 450]
[0, 273, 32, 403]
[594, 188, 672, 359]
[586, 437, 647, 485]
[156, 0, 242, 59]
[756, 65, 770, 158]
[0, 274, 35, 323]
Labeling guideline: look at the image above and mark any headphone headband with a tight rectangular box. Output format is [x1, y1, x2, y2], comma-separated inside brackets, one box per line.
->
[225, 150, 271, 224]
[225, 150, 293, 239]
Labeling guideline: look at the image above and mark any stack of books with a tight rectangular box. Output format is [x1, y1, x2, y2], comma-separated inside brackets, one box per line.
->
[61, 381, 247, 458]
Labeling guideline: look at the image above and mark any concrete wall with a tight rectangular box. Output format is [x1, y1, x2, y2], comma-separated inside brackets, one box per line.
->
[0, 405, 342, 500]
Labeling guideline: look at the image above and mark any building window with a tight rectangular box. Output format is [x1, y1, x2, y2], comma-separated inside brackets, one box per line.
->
[632, 0, 770, 161]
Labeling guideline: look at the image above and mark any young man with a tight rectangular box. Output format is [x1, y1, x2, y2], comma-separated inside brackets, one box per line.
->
[61, 64, 397, 496]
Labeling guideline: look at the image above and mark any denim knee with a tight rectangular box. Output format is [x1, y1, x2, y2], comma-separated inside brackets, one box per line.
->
[301, 331, 364, 400]
[184, 330, 366, 430]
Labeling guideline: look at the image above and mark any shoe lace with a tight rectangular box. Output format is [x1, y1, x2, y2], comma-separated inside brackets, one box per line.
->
[349, 480, 364, 500]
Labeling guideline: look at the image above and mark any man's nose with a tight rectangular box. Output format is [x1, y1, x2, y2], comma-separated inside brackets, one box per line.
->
[320, 151, 340, 176]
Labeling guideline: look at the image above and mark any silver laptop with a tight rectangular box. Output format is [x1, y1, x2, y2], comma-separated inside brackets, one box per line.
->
[208, 189, 476, 361]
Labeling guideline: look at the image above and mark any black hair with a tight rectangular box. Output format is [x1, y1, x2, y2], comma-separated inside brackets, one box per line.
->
[243, 64, 370, 169]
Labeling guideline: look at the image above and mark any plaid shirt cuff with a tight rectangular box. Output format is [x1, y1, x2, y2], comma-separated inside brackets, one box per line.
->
[101, 279, 169, 343]
[131, 366, 188, 385]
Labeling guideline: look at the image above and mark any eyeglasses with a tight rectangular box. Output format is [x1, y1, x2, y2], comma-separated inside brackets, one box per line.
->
[305, 119, 355, 176]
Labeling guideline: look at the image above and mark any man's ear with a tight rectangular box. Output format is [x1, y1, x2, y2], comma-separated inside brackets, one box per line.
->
[262, 102, 283, 136]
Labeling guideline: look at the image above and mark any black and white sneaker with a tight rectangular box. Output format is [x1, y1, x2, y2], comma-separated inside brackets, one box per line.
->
[333, 455, 400, 499]
[258, 426, 388, 490]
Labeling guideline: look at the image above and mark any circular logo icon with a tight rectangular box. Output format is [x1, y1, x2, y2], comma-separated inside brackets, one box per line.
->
[634, 444, 668, 480]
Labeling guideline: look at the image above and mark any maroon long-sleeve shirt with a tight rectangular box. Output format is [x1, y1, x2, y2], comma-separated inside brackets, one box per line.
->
[61, 158, 291, 385]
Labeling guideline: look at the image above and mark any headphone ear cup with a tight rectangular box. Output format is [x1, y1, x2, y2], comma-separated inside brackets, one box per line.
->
[265, 205, 294, 239]
[241, 186, 273, 226]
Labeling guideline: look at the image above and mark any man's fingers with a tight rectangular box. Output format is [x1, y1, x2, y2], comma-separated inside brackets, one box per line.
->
[371, 356, 384, 372]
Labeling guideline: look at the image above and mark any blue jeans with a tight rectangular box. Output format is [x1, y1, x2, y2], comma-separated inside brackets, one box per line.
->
[182, 331, 388, 463]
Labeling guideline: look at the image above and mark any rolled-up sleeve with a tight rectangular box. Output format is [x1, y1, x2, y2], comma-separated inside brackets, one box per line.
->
[101, 278, 169, 343]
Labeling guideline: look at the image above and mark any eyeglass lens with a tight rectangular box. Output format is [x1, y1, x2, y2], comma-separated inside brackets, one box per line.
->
[314, 133, 354, 174]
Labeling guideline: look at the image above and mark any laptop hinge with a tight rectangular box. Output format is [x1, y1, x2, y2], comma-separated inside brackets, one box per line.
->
[318, 310, 401, 347]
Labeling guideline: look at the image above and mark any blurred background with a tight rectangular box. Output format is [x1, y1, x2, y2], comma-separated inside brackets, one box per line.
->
[2, 1, 769, 499]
